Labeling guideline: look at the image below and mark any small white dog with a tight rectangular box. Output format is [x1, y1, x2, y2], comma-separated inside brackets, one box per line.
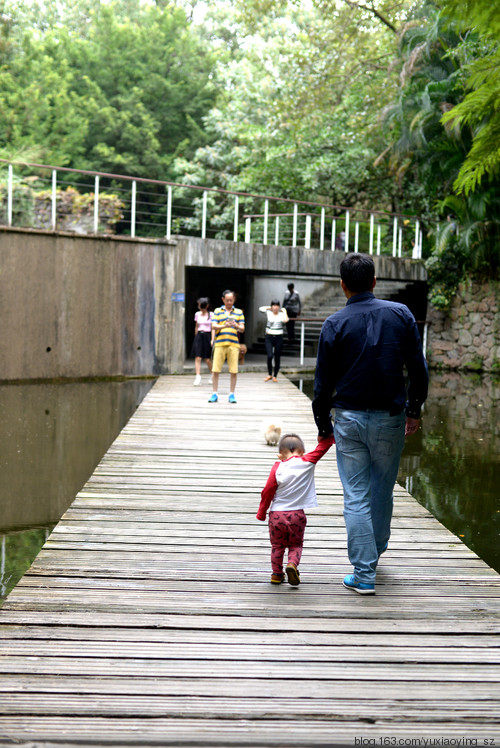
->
[264, 422, 282, 446]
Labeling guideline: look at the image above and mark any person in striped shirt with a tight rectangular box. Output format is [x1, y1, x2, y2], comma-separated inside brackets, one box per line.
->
[209, 290, 245, 404]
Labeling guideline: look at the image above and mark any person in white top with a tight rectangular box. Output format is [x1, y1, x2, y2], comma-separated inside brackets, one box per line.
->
[259, 299, 288, 382]
[257, 432, 335, 586]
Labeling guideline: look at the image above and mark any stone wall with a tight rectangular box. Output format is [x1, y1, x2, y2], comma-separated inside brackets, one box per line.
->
[427, 279, 500, 372]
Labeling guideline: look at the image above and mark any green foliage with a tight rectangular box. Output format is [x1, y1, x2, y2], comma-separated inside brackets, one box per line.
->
[0, 181, 35, 226]
[425, 240, 467, 309]
[173, 0, 419, 222]
[462, 356, 484, 372]
[377, 7, 469, 216]
[441, 47, 500, 195]
[0, 527, 52, 600]
[0, 1, 217, 177]
[0, 180, 124, 233]
[439, 0, 500, 194]
[33, 186, 124, 233]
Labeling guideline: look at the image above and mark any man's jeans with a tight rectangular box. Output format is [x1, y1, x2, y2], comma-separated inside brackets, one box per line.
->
[333, 408, 406, 584]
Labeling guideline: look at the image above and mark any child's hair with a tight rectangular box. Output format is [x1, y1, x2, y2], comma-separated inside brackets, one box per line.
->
[197, 297, 210, 314]
[278, 433, 305, 454]
[270, 298, 281, 306]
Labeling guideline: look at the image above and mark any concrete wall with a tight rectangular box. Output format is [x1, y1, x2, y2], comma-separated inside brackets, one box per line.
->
[0, 228, 178, 380]
[177, 236, 427, 281]
[178, 236, 427, 354]
[0, 229, 426, 380]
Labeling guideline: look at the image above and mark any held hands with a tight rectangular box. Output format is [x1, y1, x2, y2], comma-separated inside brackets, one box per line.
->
[405, 417, 420, 436]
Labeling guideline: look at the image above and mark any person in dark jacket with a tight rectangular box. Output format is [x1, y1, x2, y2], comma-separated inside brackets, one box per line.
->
[282, 283, 301, 341]
[312, 253, 428, 595]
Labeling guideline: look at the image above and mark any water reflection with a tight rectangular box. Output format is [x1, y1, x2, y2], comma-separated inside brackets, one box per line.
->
[291, 372, 500, 573]
[0, 379, 154, 599]
[398, 371, 500, 573]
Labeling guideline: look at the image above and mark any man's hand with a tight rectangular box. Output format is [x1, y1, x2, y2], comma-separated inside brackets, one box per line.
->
[405, 417, 420, 436]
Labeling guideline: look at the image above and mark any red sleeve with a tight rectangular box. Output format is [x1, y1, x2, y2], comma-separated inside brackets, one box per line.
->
[256, 461, 280, 521]
[302, 434, 335, 464]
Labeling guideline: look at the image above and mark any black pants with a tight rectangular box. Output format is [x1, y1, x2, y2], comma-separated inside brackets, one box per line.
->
[265, 334, 284, 376]
[286, 312, 297, 341]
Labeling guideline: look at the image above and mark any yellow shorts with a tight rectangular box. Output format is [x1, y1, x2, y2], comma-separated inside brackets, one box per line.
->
[212, 345, 239, 374]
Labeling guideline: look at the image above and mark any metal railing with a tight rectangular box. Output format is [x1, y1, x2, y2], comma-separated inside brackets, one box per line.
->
[0, 159, 424, 258]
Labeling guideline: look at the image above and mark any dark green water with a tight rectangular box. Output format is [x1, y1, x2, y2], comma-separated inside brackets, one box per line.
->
[0, 379, 154, 600]
[291, 371, 500, 574]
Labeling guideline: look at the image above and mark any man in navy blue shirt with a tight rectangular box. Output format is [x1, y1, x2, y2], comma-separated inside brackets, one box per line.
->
[313, 253, 428, 594]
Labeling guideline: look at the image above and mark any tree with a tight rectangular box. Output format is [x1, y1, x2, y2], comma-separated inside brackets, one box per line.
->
[174, 0, 421, 220]
[0, 1, 217, 177]
[440, 0, 500, 195]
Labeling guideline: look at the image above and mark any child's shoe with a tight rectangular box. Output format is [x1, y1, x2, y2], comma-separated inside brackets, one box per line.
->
[286, 563, 300, 586]
[193, 375, 201, 386]
[271, 572, 285, 584]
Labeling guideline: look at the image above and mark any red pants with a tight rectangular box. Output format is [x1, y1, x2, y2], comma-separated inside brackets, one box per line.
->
[268, 510, 307, 573]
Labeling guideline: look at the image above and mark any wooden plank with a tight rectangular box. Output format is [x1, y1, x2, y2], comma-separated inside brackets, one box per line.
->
[1, 373, 500, 746]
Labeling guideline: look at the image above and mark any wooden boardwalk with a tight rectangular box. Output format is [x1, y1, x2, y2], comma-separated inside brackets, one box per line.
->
[1, 373, 499, 746]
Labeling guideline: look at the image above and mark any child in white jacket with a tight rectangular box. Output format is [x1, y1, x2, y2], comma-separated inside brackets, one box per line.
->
[256, 432, 335, 586]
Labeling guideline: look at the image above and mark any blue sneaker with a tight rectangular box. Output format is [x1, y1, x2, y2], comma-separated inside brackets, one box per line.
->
[228, 393, 237, 404]
[208, 393, 218, 403]
[343, 574, 375, 595]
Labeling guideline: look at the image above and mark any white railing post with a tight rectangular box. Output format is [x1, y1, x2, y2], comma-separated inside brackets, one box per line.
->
[166, 185, 172, 239]
[93, 175, 100, 233]
[305, 214, 311, 249]
[320, 207, 325, 250]
[245, 217, 251, 243]
[423, 321, 429, 358]
[369, 214, 374, 255]
[344, 210, 350, 252]
[413, 219, 420, 259]
[354, 221, 359, 253]
[398, 226, 403, 257]
[233, 195, 239, 242]
[300, 321, 305, 365]
[7, 164, 13, 227]
[263, 199, 269, 245]
[377, 225, 381, 255]
[131, 180, 136, 238]
[331, 218, 336, 251]
[275, 215, 280, 245]
[392, 216, 398, 257]
[201, 190, 207, 239]
[292, 203, 298, 246]
[51, 170, 57, 230]
[1, 535, 5, 598]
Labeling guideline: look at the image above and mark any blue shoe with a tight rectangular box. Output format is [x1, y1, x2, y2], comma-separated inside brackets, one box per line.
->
[228, 393, 237, 404]
[343, 574, 375, 595]
[208, 393, 218, 403]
